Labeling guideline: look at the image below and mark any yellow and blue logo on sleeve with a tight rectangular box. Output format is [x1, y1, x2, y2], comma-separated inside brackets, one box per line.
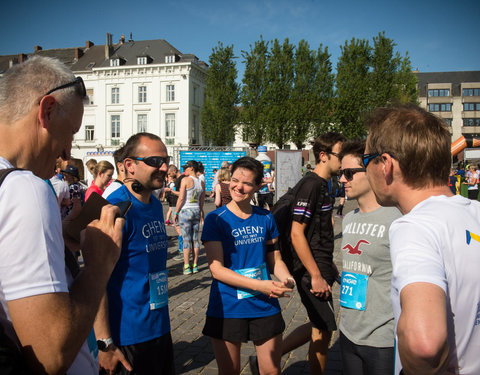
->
[466, 230, 480, 245]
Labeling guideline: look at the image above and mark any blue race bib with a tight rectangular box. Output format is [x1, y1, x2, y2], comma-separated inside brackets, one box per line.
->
[340, 271, 368, 311]
[234, 263, 269, 300]
[149, 270, 168, 310]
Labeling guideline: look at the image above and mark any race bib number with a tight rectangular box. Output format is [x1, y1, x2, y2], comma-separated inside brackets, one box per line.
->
[149, 270, 168, 310]
[339, 271, 368, 311]
[234, 263, 269, 300]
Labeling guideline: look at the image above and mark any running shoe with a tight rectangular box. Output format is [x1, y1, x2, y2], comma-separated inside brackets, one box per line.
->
[183, 265, 192, 275]
[192, 264, 198, 274]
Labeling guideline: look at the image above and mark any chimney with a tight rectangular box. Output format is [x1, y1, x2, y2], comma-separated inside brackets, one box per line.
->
[75, 48, 83, 60]
[34, 45, 42, 52]
[85, 40, 94, 48]
[18, 53, 27, 63]
[105, 32, 113, 59]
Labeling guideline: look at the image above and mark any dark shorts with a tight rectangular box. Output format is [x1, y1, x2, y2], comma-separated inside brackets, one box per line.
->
[114, 332, 175, 375]
[294, 273, 337, 331]
[202, 313, 285, 343]
[340, 331, 394, 375]
[257, 192, 274, 208]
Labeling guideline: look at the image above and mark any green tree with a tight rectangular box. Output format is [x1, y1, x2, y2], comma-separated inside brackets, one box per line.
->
[290, 40, 317, 149]
[201, 42, 239, 146]
[370, 32, 401, 109]
[264, 38, 295, 149]
[394, 52, 418, 104]
[311, 44, 335, 136]
[335, 38, 371, 138]
[240, 38, 269, 146]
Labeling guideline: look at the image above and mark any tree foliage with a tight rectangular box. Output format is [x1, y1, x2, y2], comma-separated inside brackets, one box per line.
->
[264, 38, 295, 149]
[240, 38, 269, 145]
[335, 38, 371, 138]
[201, 42, 239, 146]
[204, 32, 418, 148]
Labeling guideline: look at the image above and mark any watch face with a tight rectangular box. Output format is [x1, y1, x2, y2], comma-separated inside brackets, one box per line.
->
[97, 339, 107, 351]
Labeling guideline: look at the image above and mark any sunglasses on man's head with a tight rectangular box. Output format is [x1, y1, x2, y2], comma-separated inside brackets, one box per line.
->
[338, 168, 366, 181]
[129, 156, 171, 168]
[44, 76, 87, 99]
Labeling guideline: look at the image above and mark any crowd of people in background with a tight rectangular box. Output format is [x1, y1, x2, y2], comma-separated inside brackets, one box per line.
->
[1, 55, 479, 375]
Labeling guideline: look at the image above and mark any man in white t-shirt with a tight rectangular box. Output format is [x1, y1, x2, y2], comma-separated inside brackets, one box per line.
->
[365, 104, 480, 375]
[0, 56, 124, 374]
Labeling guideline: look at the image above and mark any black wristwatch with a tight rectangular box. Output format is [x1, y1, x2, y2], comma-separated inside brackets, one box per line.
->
[96, 337, 113, 352]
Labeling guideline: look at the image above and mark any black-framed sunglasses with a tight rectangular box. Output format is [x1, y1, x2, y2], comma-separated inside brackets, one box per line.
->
[328, 151, 341, 158]
[44, 76, 87, 99]
[338, 168, 366, 181]
[362, 153, 380, 168]
[129, 156, 171, 168]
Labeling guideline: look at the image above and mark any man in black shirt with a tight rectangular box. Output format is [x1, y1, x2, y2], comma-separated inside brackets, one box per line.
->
[288, 132, 345, 374]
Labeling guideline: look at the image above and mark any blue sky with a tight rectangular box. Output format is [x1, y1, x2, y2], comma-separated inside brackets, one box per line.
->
[1, 0, 479, 78]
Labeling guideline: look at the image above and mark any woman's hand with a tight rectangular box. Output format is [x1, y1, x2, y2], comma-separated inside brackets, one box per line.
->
[259, 280, 293, 298]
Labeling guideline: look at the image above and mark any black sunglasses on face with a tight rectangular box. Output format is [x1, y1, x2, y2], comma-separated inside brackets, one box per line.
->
[129, 156, 171, 168]
[339, 168, 366, 181]
[44, 76, 87, 99]
[328, 151, 341, 158]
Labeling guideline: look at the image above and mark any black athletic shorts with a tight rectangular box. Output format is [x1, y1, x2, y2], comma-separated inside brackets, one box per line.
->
[113, 332, 175, 375]
[202, 313, 285, 343]
[294, 272, 337, 331]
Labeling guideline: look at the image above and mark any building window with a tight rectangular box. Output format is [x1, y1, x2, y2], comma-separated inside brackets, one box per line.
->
[111, 87, 119, 104]
[193, 86, 198, 105]
[137, 114, 147, 132]
[85, 125, 95, 141]
[464, 103, 480, 111]
[137, 56, 147, 65]
[165, 55, 175, 63]
[429, 103, 451, 112]
[138, 86, 147, 103]
[443, 118, 452, 126]
[428, 89, 450, 97]
[110, 58, 120, 67]
[86, 89, 94, 105]
[463, 118, 480, 127]
[166, 85, 175, 102]
[165, 113, 175, 144]
[463, 88, 480, 97]
[111, 115, 121, 140]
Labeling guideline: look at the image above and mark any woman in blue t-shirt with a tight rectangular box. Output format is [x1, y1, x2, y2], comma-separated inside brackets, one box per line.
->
[201, 157, 295, 375]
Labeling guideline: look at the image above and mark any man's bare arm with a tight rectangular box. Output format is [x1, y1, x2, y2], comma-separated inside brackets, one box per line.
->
[8, 205, 124, 374]
[290, 221, 331, 297]
[397, 282, 450, 375]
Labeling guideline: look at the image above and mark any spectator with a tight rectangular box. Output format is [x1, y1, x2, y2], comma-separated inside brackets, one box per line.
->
[175, 160, 205, 275]
[85, 160, 114, 201]
[103, 146, 126, 199]
[214, 167, 232, 208]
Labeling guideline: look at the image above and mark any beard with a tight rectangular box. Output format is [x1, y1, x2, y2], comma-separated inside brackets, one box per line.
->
[142, 170, 166, 191]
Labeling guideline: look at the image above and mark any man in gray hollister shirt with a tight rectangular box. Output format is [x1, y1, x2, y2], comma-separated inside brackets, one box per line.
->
[338, 140, 402, 375]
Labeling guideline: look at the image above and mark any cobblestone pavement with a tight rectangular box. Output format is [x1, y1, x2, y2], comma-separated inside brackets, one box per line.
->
[164, 198, 356, 374]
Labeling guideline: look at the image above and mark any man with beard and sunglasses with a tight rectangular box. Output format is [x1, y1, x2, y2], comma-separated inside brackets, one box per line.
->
[338, 140, 401, 375]
[95, 133, 174, 375]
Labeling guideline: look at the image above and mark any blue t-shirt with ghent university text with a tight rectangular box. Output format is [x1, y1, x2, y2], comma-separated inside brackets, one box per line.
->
[201, 205, 280, 318]
[107, 185, 170, 346]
